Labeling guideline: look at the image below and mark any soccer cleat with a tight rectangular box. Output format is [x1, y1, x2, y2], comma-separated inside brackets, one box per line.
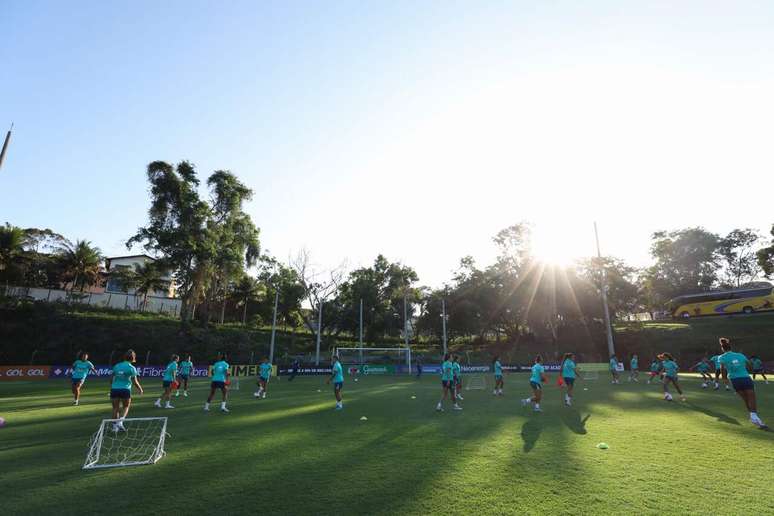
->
[262, 393, 267, 399]
[335, 405, 343, 411]
[164, 404, 174, 409]
[221, 406, 230, 413]
[73, 400, 79, 406]
[521, 398, 529, 407]
[493, 390, 498, 395]
[436, 405, 444, 412]
[175, 391, 180, 397]
[533, 406, 542, 412]
[154, 400, 162, 408]
[453, 404, 463, 411]
[204, 405, 210, 412]
[456, 394, 464, 401]
[184, 391, 189, 397]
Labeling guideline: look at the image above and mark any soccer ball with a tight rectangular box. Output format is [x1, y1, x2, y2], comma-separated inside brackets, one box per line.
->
[701, 383, 707, 389]
[354, 378, 358, 382]
[0, 416, 6, 427]
[664, 393, 673, 401]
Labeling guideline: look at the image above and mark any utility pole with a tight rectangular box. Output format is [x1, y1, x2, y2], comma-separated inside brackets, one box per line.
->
[441, 297, 448, 354]
[0, 123, 12, 172]
[269, 289, 279, 363]
[594, 222, 616, 357]
[403, 293, 409, 348]
[315, 301, 323, 365]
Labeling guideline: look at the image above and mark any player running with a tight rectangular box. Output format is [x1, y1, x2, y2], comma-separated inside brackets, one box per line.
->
[660, 353, 685, 402]
[110, 349, 143, 432]
[609, 355, 620, 384]
[326, 355, 344, 410]
[628, 354, 639, 382]
[560, 352, 579, 406]
[689, 357, 713, 388]
[255, 357, 273, 399]
[205, 352, 230, 413]
[750, 355, 768, 384]
[647, 357, 662, 384]
[709, 353, 730, 391]
[436, 353, 461, 411]
[176, 354, 194, 397]
[522, 355, 547, 412]
[493, 356, 504, 396]
[453, 355, 463, 401]
[70, 351, 97, 406]
[718, 338, 767, 428]
[155, 354, 178, 409]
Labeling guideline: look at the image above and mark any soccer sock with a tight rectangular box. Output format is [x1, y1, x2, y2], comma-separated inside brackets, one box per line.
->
[204, 402, 210, 409]
[534, 403, 540, 408]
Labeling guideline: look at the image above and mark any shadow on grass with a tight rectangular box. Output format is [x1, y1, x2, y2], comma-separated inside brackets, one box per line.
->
[520, 416, 544, 452]
[684, 402, 740, 425]
[560, 408, 590, 434]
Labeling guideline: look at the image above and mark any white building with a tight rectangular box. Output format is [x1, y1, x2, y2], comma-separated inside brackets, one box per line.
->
[104, 254, 177, 298]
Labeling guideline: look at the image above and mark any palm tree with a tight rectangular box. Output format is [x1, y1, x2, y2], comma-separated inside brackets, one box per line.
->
[231, 275, 262, 325]
[58, 240, 102, 292]
[0, 223, 27, 273]
[132, 262, 168, 311]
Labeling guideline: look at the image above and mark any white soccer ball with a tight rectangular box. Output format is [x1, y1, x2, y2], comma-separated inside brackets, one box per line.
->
[701, 383, 707, 389]
[0, 416, 5, 428]
[354, 378, 358, 382]
[665, 393, 673, 401]
[253, 392, 261, 398]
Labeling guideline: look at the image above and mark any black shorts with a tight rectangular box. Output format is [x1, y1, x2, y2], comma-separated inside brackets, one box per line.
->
[753, 369, 764, 374]
[563, 377, 575, 386]
[163, 380, 173, 388]
[731, 377, 754, 391]
[211, 381, 226, 390]
[110, 389, 131, 400]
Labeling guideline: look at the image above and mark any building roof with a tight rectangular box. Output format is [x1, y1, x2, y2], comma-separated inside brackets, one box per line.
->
[105, 254, 157, 261]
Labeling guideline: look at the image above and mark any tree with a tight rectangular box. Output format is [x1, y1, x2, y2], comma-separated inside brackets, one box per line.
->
[231, 275, 263, 325]
[576, 257, 642, 317]
[757, 224, 774, 279]
[132, 262, 168, 311]
[642, 228, 720, 305]
[718, 229, 761, 288]
[128, 161, 260, 326]
[57, 239, 102, 292]
[0, 223, 28, 283]
[291, 248, 345, 339]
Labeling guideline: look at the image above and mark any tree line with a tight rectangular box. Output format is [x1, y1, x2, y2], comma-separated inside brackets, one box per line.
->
[3, 160, 774, 351]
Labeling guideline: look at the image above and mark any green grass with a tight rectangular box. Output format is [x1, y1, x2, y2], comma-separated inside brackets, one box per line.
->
[2, 374, 773, 515]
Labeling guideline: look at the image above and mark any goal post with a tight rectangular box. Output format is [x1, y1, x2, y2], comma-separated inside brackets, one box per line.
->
[83, 417, 168, 470]
[334, 347, 412, 375]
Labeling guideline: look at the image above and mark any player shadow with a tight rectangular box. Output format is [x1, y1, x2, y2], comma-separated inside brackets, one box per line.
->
[683, 402, 740, 426]
[520, 417, 544, 452]
[559, 408, 590, 435]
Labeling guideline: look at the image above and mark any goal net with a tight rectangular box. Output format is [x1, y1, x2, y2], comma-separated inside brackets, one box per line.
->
[334, 347, 412, 375]
[83, 417, 168, 470]
[465, 374, 487, 390]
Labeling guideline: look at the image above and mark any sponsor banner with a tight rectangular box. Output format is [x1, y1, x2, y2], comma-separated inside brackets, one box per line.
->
[49, 365, 210, 379]
[348, 364, 396, 375]
[214, 364, 278, 378]
[0, 365, 51, 380]
[278, 366, 332, 376]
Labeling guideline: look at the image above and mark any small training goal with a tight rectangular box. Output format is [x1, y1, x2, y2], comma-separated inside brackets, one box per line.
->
[465, 375, 487, 390]
[83, 417, 168, 470]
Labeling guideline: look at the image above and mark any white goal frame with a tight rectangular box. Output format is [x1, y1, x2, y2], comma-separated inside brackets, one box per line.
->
[83, 417, 168, 470]
[333, 347, 412, 375]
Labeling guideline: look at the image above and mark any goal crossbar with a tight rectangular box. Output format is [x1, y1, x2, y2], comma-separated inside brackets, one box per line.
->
[333, 347, 412, 374]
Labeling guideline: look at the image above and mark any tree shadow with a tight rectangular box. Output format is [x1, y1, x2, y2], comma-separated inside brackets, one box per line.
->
[560, 408, 590, 434]
[520, 416, 543, 452]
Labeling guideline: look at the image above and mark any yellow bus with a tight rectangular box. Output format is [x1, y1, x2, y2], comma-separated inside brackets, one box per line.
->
[669, 286, 774, 318]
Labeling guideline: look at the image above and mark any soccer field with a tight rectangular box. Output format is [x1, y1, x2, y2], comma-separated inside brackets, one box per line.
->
[2, 374, 773, 515]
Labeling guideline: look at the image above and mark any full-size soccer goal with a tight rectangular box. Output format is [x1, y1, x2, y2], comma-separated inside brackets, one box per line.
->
[83, 417, 168, 470]
[334, 347, 412, 375]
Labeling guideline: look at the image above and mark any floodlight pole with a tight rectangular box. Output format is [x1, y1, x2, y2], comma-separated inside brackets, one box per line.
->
[594, 222, 616, 357]
[269, 289, 279, 363]
[403, 293, 409, 348]
[441, 298, 448, 354]
[359, 298, 363, 367]
[315, 301, 323, 365]
[0, 123, 12, 172]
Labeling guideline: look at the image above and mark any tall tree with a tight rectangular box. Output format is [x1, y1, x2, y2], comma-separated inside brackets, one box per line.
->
[642, 227, 720, 305]
[57, 240, 102, 291]
[717, 228, 762, 288]
[0, 223, 28, 282]
[231, 275, 263, 325]
[132, 262, 168, 311]
[756, 224, 774, 279]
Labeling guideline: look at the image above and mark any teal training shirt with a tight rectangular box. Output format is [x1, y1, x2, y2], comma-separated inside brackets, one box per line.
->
[72, 360, 94, 380]
[662, 360, 678, 378]
[530, 363, 544, 384]
[452, 362, 461, 378]
[179, 360, 193, 375]
[630, 358, 638, 370]
[211, 361, 229, 382]
[609, 358, 618, 370]
[441, 361, 453, 381]
[751, 357, 763, 370]
[112, 361, 138, 390]
[332, 362, 344, 383]
[710, 355, 721, 368]
[494, 360, 503, 376]
[163, 361, 177, 382]
[695, 362, 710, 373]
[259, 362, 272, 379]
[719, 352, 750, 380]
[562, 359, 576, 379]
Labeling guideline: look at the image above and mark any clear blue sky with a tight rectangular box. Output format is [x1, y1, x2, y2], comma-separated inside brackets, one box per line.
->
[3, 1, 774, 286]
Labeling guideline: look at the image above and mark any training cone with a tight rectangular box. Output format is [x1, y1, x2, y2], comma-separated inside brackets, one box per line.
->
[360, 416, 368, 421]
[596, 443, 609, 450]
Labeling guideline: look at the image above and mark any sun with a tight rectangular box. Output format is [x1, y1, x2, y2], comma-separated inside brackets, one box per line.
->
[529, 225, 582, 268]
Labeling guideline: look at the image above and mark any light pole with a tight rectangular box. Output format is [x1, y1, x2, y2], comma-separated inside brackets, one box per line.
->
[315, 300, 323, 365]
[441, 297, 448, 354]
[269, 288, 279, 364]
[594, 222, 616, 357]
